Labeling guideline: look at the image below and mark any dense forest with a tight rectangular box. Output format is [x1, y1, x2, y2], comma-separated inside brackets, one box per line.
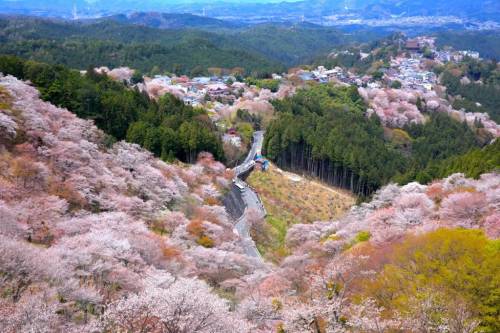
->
[234, 23, 373, 66]
[395, 112, 484, 184]
[415, 139, 500, 181]
[264, 84, 489, 195]
[0, 17, 384, 75]
[107, 17, 377, 66]
[0, 55, 224, 162]
[264, 85, 406, 196]
[0, 18, 282, 76]
[126, 95, 224, 163]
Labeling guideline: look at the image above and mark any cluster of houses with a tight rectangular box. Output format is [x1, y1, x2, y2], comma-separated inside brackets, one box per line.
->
[434, 50, 481, 63]
[136, 35, 482, 117]
[293, 66, 372, 87]
[405, 36, 480, 63]
[141, 74, 246, 107]
[385, 36, 482, 92]
[387, 56, 437, 92]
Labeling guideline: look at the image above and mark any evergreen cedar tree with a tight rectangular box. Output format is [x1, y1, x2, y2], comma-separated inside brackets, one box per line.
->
[263, 84, 487, 196]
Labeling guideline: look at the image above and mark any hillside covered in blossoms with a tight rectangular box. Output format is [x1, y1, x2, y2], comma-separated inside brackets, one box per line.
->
[0, 74, 498, 332]
[0, 75, 266, 332]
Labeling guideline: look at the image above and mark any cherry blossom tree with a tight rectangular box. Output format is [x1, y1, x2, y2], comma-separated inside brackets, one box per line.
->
[394, 192, 435, 225]
[0, 235, 52, 301]
[400, 292, 479, 333]
[282, 302, 332, 333]
[439, 191, 487, 228]
[280, 254, 373, 333]
[0, 288, 60, 333]
[0, 201, 26, 238]
[102, 270, 251, 333]
[347, 298, 401, 333]
[0, 111, 18, 145]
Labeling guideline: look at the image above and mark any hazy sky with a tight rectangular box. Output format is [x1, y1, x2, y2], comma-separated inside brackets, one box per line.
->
[78, 0, 303, 3]
[4, 0, 304, 4]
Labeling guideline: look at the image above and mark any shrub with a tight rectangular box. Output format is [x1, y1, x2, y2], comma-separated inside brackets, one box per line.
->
[11, 157, 44, 189]
[354, 231, 371, 243]
[390, 80, 402, 89]
[362, 228, 500, 333]
[204, 197, 220, 206]
[197, 235, 215, 248]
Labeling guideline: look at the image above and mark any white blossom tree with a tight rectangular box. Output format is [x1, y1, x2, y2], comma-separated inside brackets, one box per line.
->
[102, 270, 250, 333]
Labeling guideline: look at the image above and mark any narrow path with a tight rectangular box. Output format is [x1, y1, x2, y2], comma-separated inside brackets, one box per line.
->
[232, 131, 266, 262]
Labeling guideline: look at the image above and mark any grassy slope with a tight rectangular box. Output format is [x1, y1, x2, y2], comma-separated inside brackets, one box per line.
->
[247, 163, 355, 262]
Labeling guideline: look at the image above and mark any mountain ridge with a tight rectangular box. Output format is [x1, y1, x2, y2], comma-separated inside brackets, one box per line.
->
[0, 0, 498, 23]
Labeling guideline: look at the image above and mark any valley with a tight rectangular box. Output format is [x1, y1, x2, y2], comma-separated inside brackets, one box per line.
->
[0, 3, 499, 333]
[247, 162, 356, 262]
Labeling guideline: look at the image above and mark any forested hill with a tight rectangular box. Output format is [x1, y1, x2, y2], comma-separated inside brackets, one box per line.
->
[103, 15, 376, 65]
[264, 84, 490, 196]
[102, 12, 246, 30]
[0, 17, 282, 76]
[0, 16, 381, 74]
[265, 85, 408, 195]
[235, 23, 363, 66]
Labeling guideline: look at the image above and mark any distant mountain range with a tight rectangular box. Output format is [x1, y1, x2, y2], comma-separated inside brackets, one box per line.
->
[102, 12, 246, 30]
[0, 0, 498, 24]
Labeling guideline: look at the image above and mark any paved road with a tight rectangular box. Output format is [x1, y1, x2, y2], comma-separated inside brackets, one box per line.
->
[234, 130, 264, 176]
[244, 131, 264, 164]
[232, 131, 266, 261]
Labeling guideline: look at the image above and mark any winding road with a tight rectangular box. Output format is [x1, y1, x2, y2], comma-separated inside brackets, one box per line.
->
[232, 131, 266, 261]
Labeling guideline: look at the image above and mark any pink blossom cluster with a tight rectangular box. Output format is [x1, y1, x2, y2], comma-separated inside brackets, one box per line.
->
[421, 90, 500, 137]
[94, 66, 135, 82]
[141, 77, 186, 99]
[0, 76, 259, 331]
[359, 87, 500, 137]
[359, 87, 424, 127]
